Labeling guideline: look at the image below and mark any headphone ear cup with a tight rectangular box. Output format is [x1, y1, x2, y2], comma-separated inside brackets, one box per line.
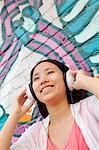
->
[66, 70, 74, 91]
[26, 83, 35, 101]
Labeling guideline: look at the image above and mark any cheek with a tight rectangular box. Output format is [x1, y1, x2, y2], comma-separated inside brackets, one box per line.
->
[57, 78, 66, 92]
[32, 83, 38, 94]
[32, 82, 41, 98]
[50, 75, 64, 88]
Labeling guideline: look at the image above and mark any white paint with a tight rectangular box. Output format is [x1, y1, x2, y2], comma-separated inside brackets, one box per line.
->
[1, 45, 40, 87]
[0, 1, 4, 13]
[91, 67, 99, 78]
[0, 45, 46, 113]
[90, 53, 99, 78]
[12, 13, 22, 22]
[39, 0, 62, 28]
[19, 3, 30, 13]
[12, 3, 30, 25]
[75, 10, 99, 43]
[90, 53, 99, 63]
[63, 0, 89, 22]
[22, 16, 36, 33]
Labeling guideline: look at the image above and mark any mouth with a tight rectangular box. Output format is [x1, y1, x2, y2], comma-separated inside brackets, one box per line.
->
[40, 85, 54, 93]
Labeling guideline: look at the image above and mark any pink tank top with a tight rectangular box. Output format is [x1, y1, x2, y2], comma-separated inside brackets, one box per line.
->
[46, 121, 89, 150]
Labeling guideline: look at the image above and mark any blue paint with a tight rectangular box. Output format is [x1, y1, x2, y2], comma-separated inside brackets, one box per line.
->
[67, 3, 98, 33]
[81, 37, 99, 53]
[59, 0, 76, 15]
[0, 105, 9, 130]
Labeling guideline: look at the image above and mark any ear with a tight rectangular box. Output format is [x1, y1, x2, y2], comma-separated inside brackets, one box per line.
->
[66, 70, 75, 91]
[26, 84, 35, 102]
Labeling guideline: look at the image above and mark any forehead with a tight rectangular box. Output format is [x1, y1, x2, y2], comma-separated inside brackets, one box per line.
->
[33, 62, 62, 75]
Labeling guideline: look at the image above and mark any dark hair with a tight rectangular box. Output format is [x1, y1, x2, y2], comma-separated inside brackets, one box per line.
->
[30, 59, 87, 118]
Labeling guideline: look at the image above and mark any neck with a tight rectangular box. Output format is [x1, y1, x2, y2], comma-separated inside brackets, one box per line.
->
[47, 97, 71, 125]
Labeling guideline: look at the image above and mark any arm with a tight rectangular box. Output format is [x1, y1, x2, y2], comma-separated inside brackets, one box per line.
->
[71, 70, 99, 99]
[0, 88, 34, 150]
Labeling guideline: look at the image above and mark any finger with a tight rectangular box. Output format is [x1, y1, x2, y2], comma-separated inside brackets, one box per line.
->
[23, 101, 34, 113]
[70, 70, 78, 79]
[23, 87, 27, 94]
[20, 96, 28, 105]
[70, 70, 78, 75]
[24, 93, 28, 98]
[72, 82, 77, 90]
[20, 88, 27, 96]
[19, 86, 27, 94]
[17, 89, 27, 102]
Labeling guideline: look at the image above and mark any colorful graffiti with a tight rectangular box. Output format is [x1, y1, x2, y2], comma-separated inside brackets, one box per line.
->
[0, 0, 99, 143]
[0, 104, 9, 130]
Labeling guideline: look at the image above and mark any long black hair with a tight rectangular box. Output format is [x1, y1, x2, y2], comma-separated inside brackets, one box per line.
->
[29, 59, 87, 118]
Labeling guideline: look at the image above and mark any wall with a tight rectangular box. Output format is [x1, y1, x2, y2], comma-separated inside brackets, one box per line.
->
[0, 0, 99, 142]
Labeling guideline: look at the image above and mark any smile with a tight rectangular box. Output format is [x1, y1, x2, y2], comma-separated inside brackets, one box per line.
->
[40, 85, 54, 92]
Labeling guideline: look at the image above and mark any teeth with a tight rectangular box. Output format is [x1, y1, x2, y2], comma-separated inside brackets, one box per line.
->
[41, 85, 53, 92]
[43, 87, 50, 91]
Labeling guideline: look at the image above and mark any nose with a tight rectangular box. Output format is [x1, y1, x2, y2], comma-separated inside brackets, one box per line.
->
[40, 74, 49, 85]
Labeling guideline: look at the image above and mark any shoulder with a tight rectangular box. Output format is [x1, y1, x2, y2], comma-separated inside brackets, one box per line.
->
[10, 116, 49, 150]
[26, 115, 49, 132]
[79, 95, 99, 109]
[23, 115, 49, 136]
[71, 95, 99, 119]
[73, 95, 98, 108]
[71, 95, 98, 113]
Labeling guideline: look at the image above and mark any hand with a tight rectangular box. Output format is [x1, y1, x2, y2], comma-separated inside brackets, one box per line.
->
[12, 87, 34, 119]
[71, 70, 89, 90]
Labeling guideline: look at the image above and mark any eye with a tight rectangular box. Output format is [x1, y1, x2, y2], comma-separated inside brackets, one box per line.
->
[47, 71, 54, 74]
[33, 77, 39, 81]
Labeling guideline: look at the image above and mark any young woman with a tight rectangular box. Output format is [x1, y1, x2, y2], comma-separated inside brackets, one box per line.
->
[0, 59, 99, 150]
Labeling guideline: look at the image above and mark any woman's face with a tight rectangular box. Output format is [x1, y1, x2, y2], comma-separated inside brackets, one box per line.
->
[32, 62, 67, 105]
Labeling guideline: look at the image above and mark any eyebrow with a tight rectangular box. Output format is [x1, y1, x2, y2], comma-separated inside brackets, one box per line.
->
[33, 68, 54, 77]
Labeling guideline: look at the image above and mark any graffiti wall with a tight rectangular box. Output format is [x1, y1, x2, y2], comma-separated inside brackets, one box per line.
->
[0, 0, 99, 143]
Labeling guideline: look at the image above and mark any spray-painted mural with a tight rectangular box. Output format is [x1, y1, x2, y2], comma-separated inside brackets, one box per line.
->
[0, 0, 99, 143]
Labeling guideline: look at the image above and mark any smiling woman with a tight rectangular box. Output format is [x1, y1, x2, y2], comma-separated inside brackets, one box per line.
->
[29, 59, 87, 118]
[0, 59, 99, 150]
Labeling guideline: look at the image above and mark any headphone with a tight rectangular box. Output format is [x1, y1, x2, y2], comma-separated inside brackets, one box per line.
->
[26, 69, 75, 101]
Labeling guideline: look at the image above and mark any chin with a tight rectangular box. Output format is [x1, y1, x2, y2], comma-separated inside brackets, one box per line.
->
[43, 96, 58, 105]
